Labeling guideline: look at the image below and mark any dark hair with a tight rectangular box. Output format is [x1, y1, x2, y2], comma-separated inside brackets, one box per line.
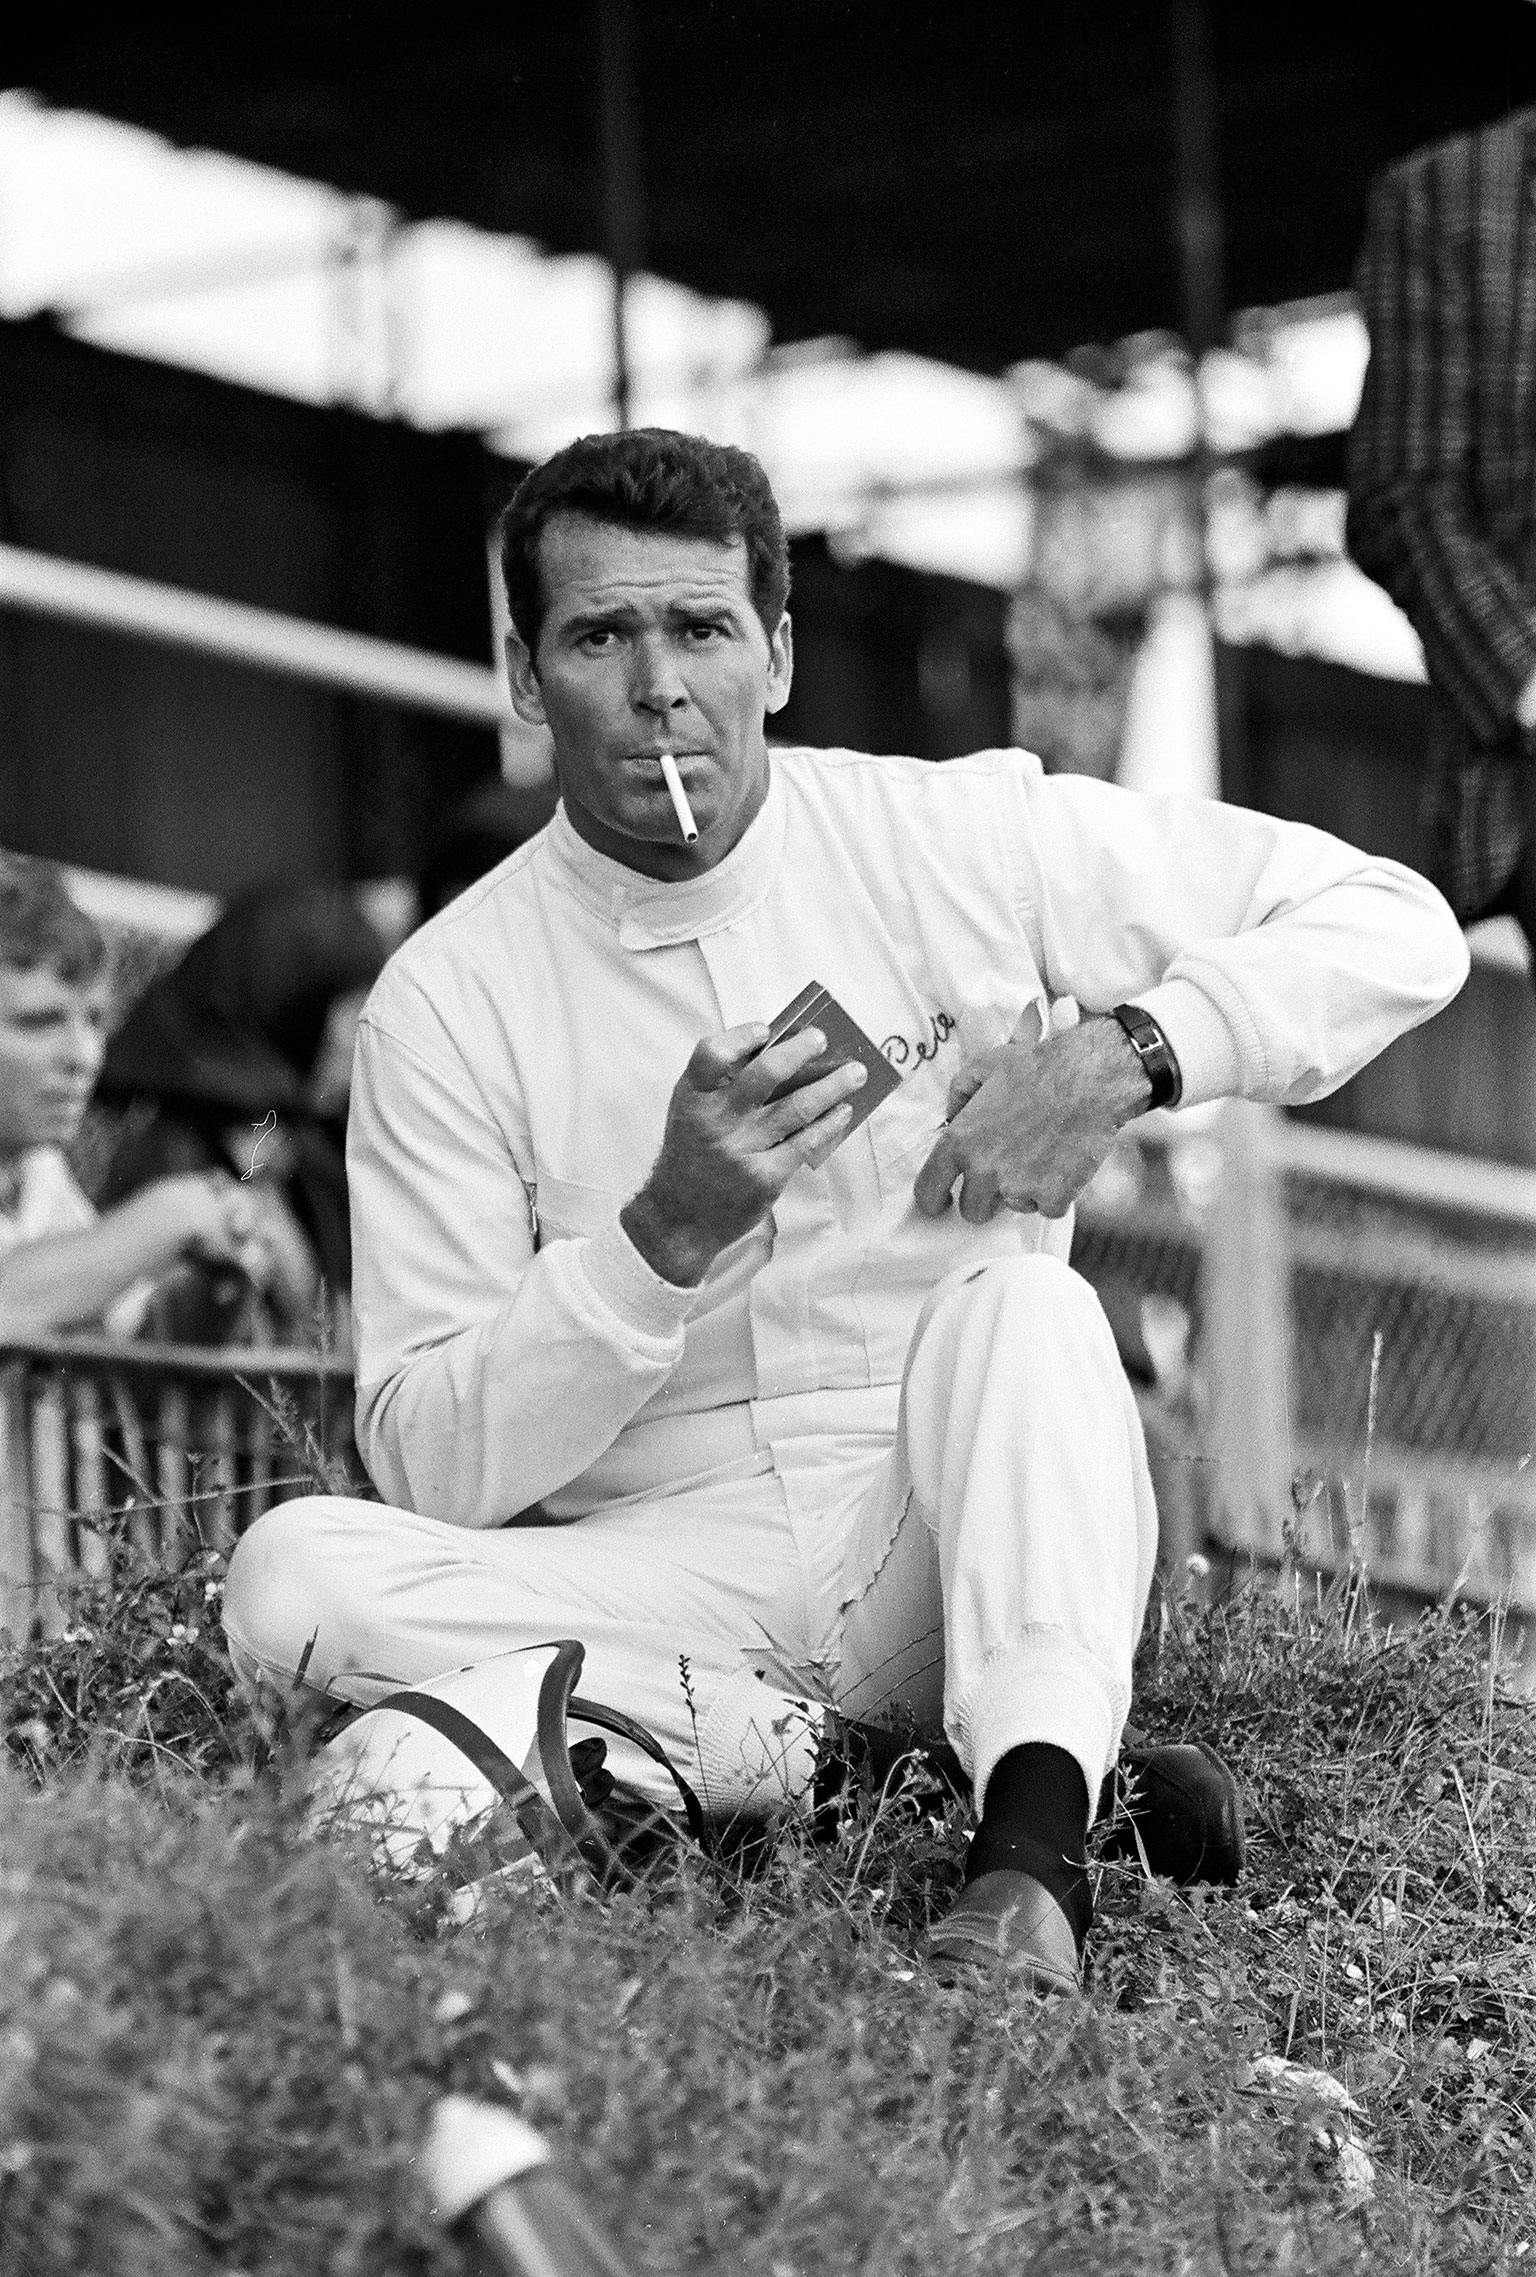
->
[499, 427, 791, 658]
[0, 853, 106, 985]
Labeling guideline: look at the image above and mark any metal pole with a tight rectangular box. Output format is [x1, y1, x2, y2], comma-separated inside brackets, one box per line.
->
[1169, 0, 1226, 359]
[1169, 0, 1276, 1559]
[1169, 0, 1251, 811]
[597, 0, 644, 431]
[0, 542, 511, 727]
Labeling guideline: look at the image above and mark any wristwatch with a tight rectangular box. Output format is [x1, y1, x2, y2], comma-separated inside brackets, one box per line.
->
[1109, 1003, 1183, 1112]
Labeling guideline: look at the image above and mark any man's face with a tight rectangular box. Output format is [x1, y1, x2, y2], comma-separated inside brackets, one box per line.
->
[0, 964, 106, 1157]
[506, 515, 793, 879]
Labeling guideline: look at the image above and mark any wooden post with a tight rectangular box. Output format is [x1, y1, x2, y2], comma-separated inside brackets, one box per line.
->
[29, 1373, 72, 1635]
[108, 1372, 160, 1561]
[1204, 1100, 1295, 1556]
[69, 1374, 111, 1579]
[249, 1397, 274, 1525]
[0, 1361, 35, 1640]
[205, 1385, 239, 1550]
[156, 1380, 191, 1553]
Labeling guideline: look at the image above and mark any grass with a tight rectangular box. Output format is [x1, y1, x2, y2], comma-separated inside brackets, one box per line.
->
[5, 1519, 1536, 2273]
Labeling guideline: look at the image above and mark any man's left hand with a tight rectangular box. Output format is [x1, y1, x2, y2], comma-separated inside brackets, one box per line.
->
[913, 1018, 1152, 1223]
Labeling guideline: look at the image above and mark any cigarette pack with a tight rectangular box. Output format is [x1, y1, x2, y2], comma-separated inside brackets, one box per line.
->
[760, 980, 902, 1136]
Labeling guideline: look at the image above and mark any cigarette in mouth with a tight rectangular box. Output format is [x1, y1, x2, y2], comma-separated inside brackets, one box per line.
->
[659, 751, 699, 844]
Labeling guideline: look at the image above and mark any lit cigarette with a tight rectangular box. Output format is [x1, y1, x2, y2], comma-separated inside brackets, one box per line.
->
[659, 751, 699, 844]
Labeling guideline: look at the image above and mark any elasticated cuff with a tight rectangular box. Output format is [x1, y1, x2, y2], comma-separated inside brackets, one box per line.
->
[1133, 975, 1246, 1110]
[580, 1212, 701, 1343]
[694, 1668, 825, 1824]
[953, 1628, 1127, 1821]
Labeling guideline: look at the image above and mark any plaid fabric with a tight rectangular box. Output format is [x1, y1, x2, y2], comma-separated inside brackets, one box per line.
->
[1346, 107, 1536, 920]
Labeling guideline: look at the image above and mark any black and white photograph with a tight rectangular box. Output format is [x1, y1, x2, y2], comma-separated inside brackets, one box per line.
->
[4, 7, 1536, 2270]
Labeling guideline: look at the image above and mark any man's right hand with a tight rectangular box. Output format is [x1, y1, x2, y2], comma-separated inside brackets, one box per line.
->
[620, 1022, 868, 1287]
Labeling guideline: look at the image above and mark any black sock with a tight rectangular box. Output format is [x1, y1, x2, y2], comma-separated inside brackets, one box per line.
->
[969, 1742, 1093, 1950]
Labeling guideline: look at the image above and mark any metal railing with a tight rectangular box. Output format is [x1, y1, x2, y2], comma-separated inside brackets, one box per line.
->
[1074, 1105, 1536, 1608]
[6, 1099, 1533, 1640]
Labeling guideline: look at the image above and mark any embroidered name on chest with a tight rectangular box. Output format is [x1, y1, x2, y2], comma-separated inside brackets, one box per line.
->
[880, 1009, 956, 1070]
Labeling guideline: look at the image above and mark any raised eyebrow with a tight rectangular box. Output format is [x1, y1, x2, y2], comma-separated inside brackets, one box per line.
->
[668, 600, 741, 625]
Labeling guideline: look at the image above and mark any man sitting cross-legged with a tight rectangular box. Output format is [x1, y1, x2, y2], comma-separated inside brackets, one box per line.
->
[224, 429, 1468, 1988]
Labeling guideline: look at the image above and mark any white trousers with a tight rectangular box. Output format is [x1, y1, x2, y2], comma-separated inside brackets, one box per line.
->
[224, 1255, 1160, 1818]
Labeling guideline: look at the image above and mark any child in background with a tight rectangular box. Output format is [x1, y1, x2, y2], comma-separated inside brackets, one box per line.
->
[0, 853, 270, 1338]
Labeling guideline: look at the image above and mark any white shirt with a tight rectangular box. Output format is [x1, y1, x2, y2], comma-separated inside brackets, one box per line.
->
[0, 1148, 95, 1254]
[0, 1147, 148, 1337]
[348, 745, 1468, 1530]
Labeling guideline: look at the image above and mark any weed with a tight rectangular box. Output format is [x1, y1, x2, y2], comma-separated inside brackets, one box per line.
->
[4, 1540, 1536, 2270]
[2, 1534, 258, 1788]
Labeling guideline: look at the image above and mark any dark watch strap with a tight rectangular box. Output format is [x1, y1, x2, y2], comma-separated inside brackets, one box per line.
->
[1109, 1003, 1183, 1112]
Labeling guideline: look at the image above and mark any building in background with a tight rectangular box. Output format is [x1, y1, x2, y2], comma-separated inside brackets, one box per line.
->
[0, 86, 1529, 1178]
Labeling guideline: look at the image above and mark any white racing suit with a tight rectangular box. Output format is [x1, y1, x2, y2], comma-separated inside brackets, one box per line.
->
[225, 747, 1467, 1816]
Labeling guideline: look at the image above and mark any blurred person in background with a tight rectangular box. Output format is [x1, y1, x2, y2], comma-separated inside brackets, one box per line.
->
[95, 879, 390, 1343]
[1348, 106, 1536, 948]
[1010, 338, 1210, 798]
[0, 853, 268, 1339]
[224, 428, 1465, 1993]
[417, 773, 559, 920]
[96, 786, 556, 1344]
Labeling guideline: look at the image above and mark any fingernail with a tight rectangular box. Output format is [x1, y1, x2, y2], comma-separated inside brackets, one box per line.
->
[804, 1029, 825, 1053]
[847, 1063, 867, 1085]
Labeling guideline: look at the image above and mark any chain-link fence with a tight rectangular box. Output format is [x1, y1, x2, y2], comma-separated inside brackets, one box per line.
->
[1071, 1109, 1536, 1609]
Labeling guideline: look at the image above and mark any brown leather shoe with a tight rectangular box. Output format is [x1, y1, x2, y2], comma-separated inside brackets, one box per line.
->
[925, 1870, 1083, 1995]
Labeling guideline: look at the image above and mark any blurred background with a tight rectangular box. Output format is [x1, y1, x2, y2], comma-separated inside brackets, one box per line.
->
[6, 2, 1536, 1622]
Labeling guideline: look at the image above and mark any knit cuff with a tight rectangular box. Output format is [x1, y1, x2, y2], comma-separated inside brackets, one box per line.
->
[693, 1668, 825, 1824]
[952, 1628, 1127, 1820]
[580, 1212, 700, 1345]
[1133, 975, 1246, 1110]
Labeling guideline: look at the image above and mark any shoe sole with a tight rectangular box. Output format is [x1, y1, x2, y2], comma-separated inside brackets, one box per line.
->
[924, 1871, 1085, 1996]
[925, 1926, 1082, 1997]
